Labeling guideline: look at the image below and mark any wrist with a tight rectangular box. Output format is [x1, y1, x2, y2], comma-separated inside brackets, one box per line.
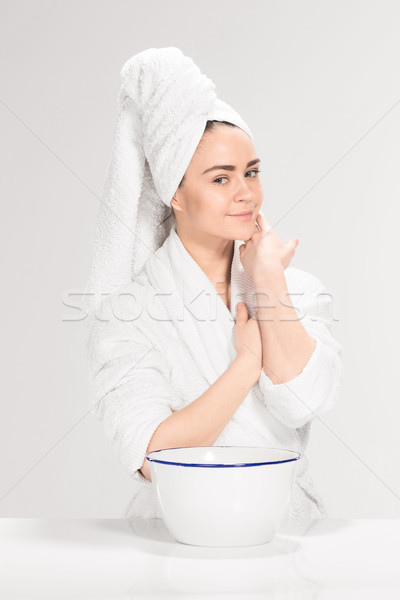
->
[233, 351, 261, 385]
[253, 264, 285, 289]
[253, 273, 289, 315]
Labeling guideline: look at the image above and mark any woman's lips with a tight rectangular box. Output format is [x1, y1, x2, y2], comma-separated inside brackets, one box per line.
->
[228, 211, 253, 221]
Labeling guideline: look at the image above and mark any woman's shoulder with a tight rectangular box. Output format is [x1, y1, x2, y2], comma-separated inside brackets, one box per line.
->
[283, 266, 336, 326]
[284, 266, 328, 294]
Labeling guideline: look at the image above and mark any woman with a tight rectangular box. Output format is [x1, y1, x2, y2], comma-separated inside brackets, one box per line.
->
[84, 48, 343, 528]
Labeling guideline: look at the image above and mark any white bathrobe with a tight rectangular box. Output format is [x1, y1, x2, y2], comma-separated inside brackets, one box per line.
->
[87, 223, 343, 527]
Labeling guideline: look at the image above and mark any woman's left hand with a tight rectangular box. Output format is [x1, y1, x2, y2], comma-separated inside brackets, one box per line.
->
[239, 210, 299, 284]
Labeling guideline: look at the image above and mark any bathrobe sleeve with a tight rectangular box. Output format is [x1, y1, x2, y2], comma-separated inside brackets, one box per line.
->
[86, 293, 181, 485]
[257, 267, 343, 429]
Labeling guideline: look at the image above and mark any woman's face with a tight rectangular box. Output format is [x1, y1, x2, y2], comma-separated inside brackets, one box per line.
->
[171, 125, 263, 241]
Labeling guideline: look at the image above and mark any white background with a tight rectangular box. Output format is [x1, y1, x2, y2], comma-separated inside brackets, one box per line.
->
[1, 0, 399, 517]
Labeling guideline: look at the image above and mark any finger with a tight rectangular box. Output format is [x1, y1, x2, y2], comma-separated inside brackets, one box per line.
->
[236, 302, 247, 320]
[287, 238, 299, 252]
[257, 210, 273, 233]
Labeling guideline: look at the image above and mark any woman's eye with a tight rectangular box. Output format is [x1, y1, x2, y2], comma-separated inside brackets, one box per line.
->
[246, 169, 261, 177]
[213, 176, 228, 184]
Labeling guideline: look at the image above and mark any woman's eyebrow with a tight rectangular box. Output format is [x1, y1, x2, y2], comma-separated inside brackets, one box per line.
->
[202, 158, 260, 175]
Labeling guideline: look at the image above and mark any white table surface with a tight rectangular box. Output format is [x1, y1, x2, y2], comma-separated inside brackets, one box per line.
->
[0, 518, 398, 599]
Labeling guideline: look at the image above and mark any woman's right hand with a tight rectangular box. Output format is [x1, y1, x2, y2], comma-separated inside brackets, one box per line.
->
[233, 302, 262, 383]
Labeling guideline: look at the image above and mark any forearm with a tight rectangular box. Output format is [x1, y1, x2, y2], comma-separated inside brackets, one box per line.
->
[140, 353, 257, 481]
[254, 268, 316, 385]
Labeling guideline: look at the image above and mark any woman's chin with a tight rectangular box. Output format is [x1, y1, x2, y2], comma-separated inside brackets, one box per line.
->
[229, 219, 257, 238]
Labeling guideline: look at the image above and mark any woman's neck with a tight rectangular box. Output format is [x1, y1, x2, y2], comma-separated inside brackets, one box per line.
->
[175, 226, 234, 286]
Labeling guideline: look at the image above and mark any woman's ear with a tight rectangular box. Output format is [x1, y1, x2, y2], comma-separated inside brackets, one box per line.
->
[170, 193, 184, 214]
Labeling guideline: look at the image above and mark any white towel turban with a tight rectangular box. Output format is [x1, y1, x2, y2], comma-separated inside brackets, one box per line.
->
[81, 46, 254, 322]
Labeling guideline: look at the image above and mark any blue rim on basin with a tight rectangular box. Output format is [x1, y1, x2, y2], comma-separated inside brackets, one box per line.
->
[146, 446, 301, 469]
